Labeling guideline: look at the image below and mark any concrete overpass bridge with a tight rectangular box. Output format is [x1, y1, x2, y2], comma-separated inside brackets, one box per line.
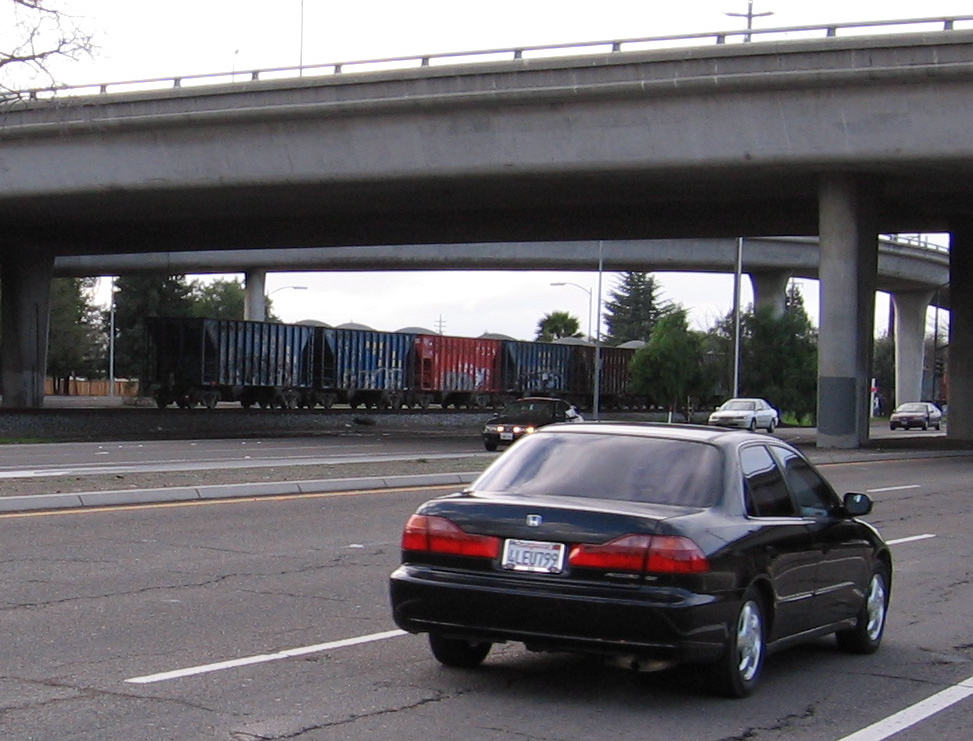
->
[4, 15, 973, 448]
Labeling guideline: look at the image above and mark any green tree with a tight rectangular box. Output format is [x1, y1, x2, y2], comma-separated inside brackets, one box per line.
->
[629, 307, 706, 416]
[535, 311, 582, 342]
[112, 274, 195, 379]
[189, 277, 247, 320]
[740, 284, 818, 423]
[47, 277, 103, 391]
[603, 271, 669, 344]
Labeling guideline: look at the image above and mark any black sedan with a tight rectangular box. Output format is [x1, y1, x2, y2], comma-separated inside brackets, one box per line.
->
[390, 423, 891, 698]
[481, 397, 582, 451]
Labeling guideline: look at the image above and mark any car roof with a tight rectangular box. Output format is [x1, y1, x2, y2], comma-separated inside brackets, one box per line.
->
[540, 420, 763, 448]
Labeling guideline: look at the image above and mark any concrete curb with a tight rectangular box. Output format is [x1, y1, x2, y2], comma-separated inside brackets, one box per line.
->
[0, 472, 480, 514]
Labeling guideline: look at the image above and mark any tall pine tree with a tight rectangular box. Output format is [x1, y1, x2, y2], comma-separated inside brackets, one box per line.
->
[603, 272, 669, 345]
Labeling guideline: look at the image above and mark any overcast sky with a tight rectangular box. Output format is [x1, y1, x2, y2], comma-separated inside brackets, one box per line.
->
[52, 1, 967, 339]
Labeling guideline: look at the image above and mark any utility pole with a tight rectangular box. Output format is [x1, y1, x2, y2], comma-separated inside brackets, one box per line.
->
[726, 1, 773, 42]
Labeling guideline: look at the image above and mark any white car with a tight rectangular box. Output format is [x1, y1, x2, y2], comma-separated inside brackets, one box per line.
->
[708, 398, 779, 432]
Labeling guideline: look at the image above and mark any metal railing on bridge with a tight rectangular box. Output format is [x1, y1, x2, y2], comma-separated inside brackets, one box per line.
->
[20, 15, 973, 101]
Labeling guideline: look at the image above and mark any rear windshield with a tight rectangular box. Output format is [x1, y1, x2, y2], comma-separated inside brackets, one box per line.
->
[473, 431, 723, 507]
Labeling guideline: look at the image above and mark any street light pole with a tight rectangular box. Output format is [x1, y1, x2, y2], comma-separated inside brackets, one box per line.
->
[551, 277, 601, 418]
[549, 281, 592, 341]
[726, 1, 773, 42]
[594, 241, 604, 420]
[732, 237, 743, 398]
[108, 276, 116, 397]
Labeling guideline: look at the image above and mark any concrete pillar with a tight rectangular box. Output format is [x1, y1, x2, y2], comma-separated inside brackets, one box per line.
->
[947, 224, 973, 441]
[891, 291, 934, 407]
[749, 270, 792, 319]
[244, 268, 267, 322]
[817, 176, 878, 448]
[0, 247, 55, 408]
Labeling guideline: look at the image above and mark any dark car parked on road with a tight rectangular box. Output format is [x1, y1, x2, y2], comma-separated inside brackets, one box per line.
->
[480, 397, 582, 451]
[390, 423, 891, 698]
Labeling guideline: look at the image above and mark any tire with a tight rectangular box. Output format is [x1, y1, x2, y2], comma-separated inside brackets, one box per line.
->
[921, 419, 928, 431]
[428, 633, 491, 668]
[836, 563, 890, 654]
[748, 417, 757, 432]
[711, 588, 765, 698]
[484, 440, 498, 452]
[767, 418, 777, 433]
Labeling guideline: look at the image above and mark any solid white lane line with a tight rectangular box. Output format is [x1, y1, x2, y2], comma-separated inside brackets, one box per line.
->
[124, 629, 406, 684]
[868, 485, 921, 493]
[837, 674, 973, 741]
[887, 534, 937, 545]
[123, 533, 937, 686]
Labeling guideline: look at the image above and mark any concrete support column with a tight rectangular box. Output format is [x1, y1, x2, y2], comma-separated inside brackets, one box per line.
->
[0, 247, 55, 408]
[817, 176, 878, 448]
[244, 268, 267, 322]
[947, 224, 973, 441]
[891, 290, 934, 407]
[749, 270, 792, 319]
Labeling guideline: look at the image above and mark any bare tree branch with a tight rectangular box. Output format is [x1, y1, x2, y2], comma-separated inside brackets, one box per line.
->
[1, 0, 93, 99]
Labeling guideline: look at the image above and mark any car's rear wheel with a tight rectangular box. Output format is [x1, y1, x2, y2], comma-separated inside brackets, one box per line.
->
[484, 440, 498, 452]
[767, 418, 777, 433]
[711, 588, 765, 698]
[836, 563, 890, 654]
[428, 633, 492, 667]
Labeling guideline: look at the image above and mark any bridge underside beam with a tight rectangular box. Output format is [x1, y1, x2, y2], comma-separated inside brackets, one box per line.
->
[1, 247, 54, 408]
[817, 176, 878, 449]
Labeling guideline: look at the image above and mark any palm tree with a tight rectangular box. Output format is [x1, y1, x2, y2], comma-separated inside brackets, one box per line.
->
[535, 311, 583, 342]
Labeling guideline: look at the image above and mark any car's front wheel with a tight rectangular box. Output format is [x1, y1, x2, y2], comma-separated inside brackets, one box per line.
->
[428, 633, 492, 667]
[748, 417, 757, 432]
[711, 588, 765, 698]
[836, 563, 890, 654]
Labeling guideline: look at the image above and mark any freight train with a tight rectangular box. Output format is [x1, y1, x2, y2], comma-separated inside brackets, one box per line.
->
[145, 317, 643, 411]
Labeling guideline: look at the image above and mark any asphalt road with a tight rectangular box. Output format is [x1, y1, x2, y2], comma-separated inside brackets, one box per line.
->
[1, 448, 971, 740]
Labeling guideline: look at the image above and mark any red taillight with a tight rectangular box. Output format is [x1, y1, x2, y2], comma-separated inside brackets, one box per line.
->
[401, 514, 501, 559]
[569, 534, 709, 574]
[645, 535, 710, 574]
[569, 534, 653, 572]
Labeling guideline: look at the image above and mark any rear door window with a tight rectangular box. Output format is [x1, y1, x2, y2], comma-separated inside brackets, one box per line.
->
[740, 445, 797, 517]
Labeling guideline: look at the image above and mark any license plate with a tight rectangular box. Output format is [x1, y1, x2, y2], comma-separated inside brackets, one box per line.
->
[500, 432, 514, 441]
[502, 539, 565, 574]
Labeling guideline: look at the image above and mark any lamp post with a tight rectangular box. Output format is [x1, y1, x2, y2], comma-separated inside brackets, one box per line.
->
[549, 281, 592, 341]
[108, 276, 116, 398]
[732, 237, 743, 398]
[550, 279, 600, 417]
[268, 285, 308, 297]
[265, 285, 308, 322]
[726, 1, 773, 42]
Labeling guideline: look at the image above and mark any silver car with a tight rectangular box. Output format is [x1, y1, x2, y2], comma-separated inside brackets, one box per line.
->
[708, 398, 779, 433]
[889, 402, 943, 431]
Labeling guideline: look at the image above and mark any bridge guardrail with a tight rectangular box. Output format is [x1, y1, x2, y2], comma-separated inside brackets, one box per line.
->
[19, 15, 973, 102]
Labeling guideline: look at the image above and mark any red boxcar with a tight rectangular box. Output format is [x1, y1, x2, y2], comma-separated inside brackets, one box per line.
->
[412, 334, 505, 408]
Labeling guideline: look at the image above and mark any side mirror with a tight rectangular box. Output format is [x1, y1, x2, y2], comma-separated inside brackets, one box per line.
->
[843, 492, 873, 517]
